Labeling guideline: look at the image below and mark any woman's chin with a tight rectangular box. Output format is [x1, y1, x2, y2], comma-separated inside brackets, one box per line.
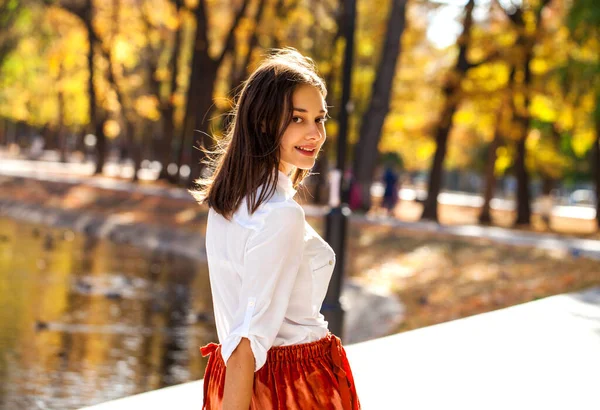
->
[295, 161, 315, 171]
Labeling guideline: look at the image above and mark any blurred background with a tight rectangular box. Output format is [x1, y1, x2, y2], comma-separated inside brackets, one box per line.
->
[0, 0, 599, 408]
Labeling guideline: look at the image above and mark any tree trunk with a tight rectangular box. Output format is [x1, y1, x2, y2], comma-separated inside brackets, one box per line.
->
[594, 117, 600, 230]
[313, 0, 343, 205]
[158, 8, 183, 181]
[421, 114, 452, 220]
[190, 65, 218, 185]
[513, 136, 531, 225]
[81, 1, 106, 174]
[500, 1, 550, 227]
[351, 0, 408, 211]
[230, 0, 268, 89]
[0, 118, 5, 146]
[126, 121, 141, 182]
[178, 54, 218, 186]
[312, 149, 329, 204]
[57, 62, 68, 163]
[59, 0, 107, 172]
[478, 131, 501, 224]
[512, 50, 535, 226]
[421, 0, 475, 222]
[140, 1, 183, 181]
[94, 120, 107, 174]
[177, 0, 249, 186]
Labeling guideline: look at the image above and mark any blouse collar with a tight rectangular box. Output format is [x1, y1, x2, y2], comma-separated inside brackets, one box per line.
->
[276, 169, 297, 200]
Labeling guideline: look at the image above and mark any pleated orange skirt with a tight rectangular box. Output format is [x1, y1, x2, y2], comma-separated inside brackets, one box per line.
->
[200, 333, 361, 409]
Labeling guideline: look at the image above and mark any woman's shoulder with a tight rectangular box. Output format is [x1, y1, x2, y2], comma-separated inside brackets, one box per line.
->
[232, 193, 304, 233]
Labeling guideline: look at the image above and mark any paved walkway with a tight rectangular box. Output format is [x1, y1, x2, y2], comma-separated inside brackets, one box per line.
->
[1, 157, 599, 260]
[355, 214, 600, 260]
[79, 287, 600, 410]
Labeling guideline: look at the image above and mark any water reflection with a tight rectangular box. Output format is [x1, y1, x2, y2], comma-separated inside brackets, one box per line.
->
[0, 217, 215, 409]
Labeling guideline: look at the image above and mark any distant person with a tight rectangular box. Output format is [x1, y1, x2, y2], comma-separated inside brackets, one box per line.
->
[347, 168, 363, 211]
[28, 135, 44, 160]
[381, 165, 400, 217]
[538, 191, 554, 230]
[191, 49, 360, 409]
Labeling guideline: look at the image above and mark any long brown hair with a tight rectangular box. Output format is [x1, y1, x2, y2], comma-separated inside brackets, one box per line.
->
[190, 48, 327, 220]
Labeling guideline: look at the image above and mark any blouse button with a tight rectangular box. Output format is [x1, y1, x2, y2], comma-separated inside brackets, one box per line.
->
[329, 259, 334, 265]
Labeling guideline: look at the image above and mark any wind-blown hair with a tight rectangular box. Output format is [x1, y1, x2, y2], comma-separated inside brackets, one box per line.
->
[190, 48, 327, 220]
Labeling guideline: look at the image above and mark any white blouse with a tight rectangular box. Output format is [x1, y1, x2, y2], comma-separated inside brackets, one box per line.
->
[205, 170, 335, 372]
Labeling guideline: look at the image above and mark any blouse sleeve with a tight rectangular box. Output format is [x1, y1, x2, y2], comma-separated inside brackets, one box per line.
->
[220, 204, 305, 372]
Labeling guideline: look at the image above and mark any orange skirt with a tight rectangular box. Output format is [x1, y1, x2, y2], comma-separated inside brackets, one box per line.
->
[200, 333, 361, 409]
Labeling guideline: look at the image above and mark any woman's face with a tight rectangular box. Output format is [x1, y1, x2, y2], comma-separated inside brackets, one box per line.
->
[279, 84, 328, 175]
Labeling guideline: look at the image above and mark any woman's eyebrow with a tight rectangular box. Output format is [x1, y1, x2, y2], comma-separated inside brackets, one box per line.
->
[293, 107, 328, 114]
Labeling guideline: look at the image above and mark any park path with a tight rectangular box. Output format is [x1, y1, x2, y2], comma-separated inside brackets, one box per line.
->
[1, 156, 599, 260]
[78, 286, 600, 410]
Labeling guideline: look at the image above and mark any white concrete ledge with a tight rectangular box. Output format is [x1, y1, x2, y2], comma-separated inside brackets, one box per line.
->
[80, 287, 600, 410]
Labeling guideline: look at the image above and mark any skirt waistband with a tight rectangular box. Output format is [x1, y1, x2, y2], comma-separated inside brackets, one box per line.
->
[266, 333, 338, 362]
[200, 333, 338, 363]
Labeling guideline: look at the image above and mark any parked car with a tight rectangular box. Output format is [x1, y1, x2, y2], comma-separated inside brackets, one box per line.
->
[568, 189, 597, 207]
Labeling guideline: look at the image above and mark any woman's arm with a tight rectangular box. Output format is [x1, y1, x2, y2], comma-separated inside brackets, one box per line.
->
[222, 337, 255, 410]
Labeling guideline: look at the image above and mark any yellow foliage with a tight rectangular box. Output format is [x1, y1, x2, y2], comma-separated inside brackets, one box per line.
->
[104, 120, 121, 139]
[378, 131, 435, 171]
[358, 41, 375, 58]
[416, 140, 436, 161]
[19, 37, 38, 55]
[326, 121, 338, 140]
[529, 94, 557, 122]
[172, 93, 185, 108]
[513, 93, 526, 115]
[134, 95, 161, 121]
[571, 37, 600, 63]
[155, 66, 170, 82]
[301, 37, 314, 50]
[530, 58, 549, 74]
[453, 109, 475, 126]
[525, 129, 541, 151]
[494, 146, 512, 176]
[47, 54, 61, 78]
[385, 114, 403, 131]
[497, 31, 516, 47]
[580, 92, 596, 113]
[113, 36, 136, 67]
[524, 9, 537, 35]
[571, 129, 596, 157]
[447, 127, 478, 169]
[557, 105, 574, 130]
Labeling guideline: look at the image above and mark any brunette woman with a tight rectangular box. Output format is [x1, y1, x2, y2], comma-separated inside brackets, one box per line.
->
[192, 48, 360, 410]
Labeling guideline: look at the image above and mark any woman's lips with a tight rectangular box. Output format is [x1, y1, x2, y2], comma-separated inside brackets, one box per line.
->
[295, 147, 316, 156]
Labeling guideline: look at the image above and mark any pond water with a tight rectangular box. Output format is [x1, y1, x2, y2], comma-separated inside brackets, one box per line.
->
[0, 217, 214, 409]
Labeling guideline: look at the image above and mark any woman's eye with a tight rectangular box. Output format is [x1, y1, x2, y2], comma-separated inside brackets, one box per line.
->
[292, 117, 303, 124]
[317, 117, 328, 124]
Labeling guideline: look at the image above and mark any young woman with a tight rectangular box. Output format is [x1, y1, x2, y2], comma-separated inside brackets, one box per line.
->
[192, 49, 360, 410]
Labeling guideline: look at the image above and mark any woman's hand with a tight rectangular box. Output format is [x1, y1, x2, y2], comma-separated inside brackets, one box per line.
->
[222, 337, 255, 410]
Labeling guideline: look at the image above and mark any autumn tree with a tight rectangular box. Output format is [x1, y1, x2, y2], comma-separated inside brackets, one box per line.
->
[177, 0, 250, 186]
[0, 0, 24, 68]
[420, 0, 476, 222]
[350, 0, 408, 211]
[491, 0, 552, 226]
[564, 0, 600, 228]
[57, 0, 110, 174]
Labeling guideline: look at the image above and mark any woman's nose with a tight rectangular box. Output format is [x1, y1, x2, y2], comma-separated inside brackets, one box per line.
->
[307, 124, 324, 140]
